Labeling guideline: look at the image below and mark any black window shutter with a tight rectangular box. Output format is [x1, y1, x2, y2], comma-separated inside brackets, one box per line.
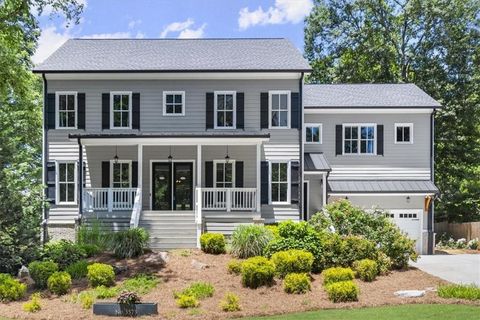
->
[77, 93, 86, 129]
[260, 92, 269, 129]
[131, 161, 138, 187]
[132, 93, 140, 130]
[46, 93, 56, 129]
[206, 92, 214, 129]
[46, 161, 56, 203]
[237, 92, 244, 129]
[235, 161, 244, 187]
[102, 93, 110, 130]
[290, 161, 300, 204]
[102, 161, 110, 187]
[335, 125, 343, 155]
[291, 92, 300, 129]
[261, 161, 269, 204]
[377, 124, 384, 156]
[205, 161, 213, 187]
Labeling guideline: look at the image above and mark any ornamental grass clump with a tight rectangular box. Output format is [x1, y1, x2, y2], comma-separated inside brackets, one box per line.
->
[200, 233, 226, 254]
[65, 260, 89, 279]
[283, 273, 311, 294]
[174, 282, 215, 300]
[121, 274, 159, 294]
[438, 284, 480, 300]
[241, 256, 275, 289]
[322, 267, 355, 285]
[230, 224, 273, 258]
[353, 259, 378, 282]
[325, 280, 359, 302]
[111, 228, 149, 259]
[271, 249, 314, 278]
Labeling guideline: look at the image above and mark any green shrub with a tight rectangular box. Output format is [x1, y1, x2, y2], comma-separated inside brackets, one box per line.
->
[283, 273, 311, 294]
[227, 259, 242, 275]
[111, 228, 149, 259]
[219, 292, 241, 312]
[47, 271, 72, 295]
[200, 233, 226, 254]
[29, 260, 59, 289]
[77, 219, 112, 250]
[0, 273, 27, 301]
[41, 240, 86, 270]
[78, 291, 95, 309]
[353, 259, 378, 282]
[121, 274, 159, 294]
[176, 294, 199, 308]
[94, 285, 119, 299]
[65, 260, 89, 279]
[438, 284, 480, 300]
[174, 282, 215, 300]
[310, 200, 417, 269]
[375, 251, 392, 275]
[230, 225, 273, 258]
[22, 293, 41, 313]
[264, 221, 325, 273]
[325, 280, 359, 302]
[339, 236, 377, 267]
[241, 256, 275, 289]
[265, 225, 280, 239]
[87, 263, 115, 287]
[271, 249, 314, 278]
[78, 244, 101, 257]
[322, 267, 354, 285]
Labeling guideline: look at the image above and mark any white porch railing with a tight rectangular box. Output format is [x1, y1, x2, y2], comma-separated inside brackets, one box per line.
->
[83, 188, 138, 212]
[199, 187, 257, 212]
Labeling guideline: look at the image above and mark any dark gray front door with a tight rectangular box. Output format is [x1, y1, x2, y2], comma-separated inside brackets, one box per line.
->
[152, 162, 193, 211]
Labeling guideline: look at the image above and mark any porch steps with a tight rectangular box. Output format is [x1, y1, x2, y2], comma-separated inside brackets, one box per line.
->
[139, 211, 197, 249]
[82, 212, 131, 232]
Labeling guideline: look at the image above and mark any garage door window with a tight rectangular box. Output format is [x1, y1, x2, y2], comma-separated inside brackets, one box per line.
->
[399, 213, 418, 219]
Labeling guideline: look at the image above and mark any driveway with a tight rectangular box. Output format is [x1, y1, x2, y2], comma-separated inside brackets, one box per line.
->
[410, 254, 480, 285]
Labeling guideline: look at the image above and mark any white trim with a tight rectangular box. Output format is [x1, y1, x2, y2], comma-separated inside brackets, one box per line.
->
[162, 91, 185, 116]
[149, 159, 196, 211]
[213, 159, 236, 188]
[56, 161, 77, 205]
[110, 91, 132, 129]
[256, 143, 261, 212]
[304, 123, 323, 144]
[110, 160, 132, 188]
[329, 193, 436, 197]
[342, 123, 377, 155]
[214, 91, 237, 129]
[268, 90, 291, 129]
[71, 136, 270, 146]
[305, 108, 435, 114]
[55, 91, 77, 129]
[394, 123, 414, 144]
[269, 160, 291, 205]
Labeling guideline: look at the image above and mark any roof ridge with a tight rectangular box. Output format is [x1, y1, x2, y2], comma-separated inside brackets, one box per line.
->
[69, 37, 288, 41]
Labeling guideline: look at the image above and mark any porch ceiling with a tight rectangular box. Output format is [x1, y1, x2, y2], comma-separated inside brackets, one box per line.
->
[70, 132, 270, 146]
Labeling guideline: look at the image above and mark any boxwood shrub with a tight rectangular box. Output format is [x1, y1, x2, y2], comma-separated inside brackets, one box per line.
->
[322, 267, 354, 285]
[241, 256, 275, 289]
[325, 280, 359, 302]
[0, 273, 27, 301]
[47, 271, 72, 295]
[200, 233, 226, 254]
[87, 263, 115, 287]
[227, 259, 242, 275]
[41, 240, 86, 269]
[29, 260, 59, 289]
[283, 273, 311, 294]
[353, 259, 378, 282]
[271, 249, 314, 278]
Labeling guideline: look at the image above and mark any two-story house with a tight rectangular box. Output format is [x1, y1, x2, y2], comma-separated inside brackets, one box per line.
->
[33, 38, 439, 254]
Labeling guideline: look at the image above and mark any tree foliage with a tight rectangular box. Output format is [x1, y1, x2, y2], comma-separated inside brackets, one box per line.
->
[0, 0, 84, 274]
[305, 0, 480, 222]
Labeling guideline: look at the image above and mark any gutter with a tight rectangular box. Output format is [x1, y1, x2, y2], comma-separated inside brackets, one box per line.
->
[32, 68, 313, 74]
[41, 73, 48, 243]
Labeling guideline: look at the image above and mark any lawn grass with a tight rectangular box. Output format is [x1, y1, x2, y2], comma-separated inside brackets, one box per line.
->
[244, 304, 480, 320]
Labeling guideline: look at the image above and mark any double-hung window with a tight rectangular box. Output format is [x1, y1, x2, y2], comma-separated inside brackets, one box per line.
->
[395, 123, 413, 144]
[305, 123, 322, 143]
[269, 91, 290, 128]
[111, 161, 131, 188]
[163, 91, 185, 116]
[57, 162, 76, 204]
[214, 160, 235, 188]
[270, 161, 290, 204]
[110, 92, 132, 129]
[56, 92, 77, 129]
[214, 91, 236, 129]
[343, 124, 376, 155]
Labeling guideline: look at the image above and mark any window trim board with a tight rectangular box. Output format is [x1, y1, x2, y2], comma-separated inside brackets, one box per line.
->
[55, 91, 78, 129]
[342, 123, 377, 156]
[109, 160, 132, 188]
[162, 91, 186, 116]
[394, 123, 414, 144]
[214, 91, 237, 129]
[268, 160, 291, 205]
[55, 161, 77, 205]
[268, 90, 291, 129]
[304, 123, 323, 144]
[213, 159, 236, 188]
[110, 91, 132, 129]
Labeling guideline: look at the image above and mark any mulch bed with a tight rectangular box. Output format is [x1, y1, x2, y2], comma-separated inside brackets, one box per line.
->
[1, 250, 479, 320]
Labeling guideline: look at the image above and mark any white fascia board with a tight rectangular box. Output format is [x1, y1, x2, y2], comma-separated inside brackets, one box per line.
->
[45, 72, 303, 80]
[73, 136, 270, 146]
[304, 108, 434, 114]
[328, 192, 435, 196]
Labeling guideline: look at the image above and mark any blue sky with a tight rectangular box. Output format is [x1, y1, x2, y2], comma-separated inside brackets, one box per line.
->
[34, 0, 313, 64]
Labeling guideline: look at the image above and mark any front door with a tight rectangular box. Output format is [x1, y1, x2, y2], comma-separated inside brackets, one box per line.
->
[152, 162, 193, 211]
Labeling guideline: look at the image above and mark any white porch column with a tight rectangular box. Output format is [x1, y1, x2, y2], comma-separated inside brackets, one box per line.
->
[197, 145, 202, 188]
[137, 144, 143, 205]
[256, 143, 261, 213]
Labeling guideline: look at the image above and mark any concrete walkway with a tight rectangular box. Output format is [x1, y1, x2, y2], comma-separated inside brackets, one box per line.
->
[410, 254, 480, 286]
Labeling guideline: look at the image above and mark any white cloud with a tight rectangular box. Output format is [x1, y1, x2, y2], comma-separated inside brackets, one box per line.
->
[32, 26, 71, 64]
[128, 19, 142, 29]
[160, 19, 206, 38]
[238, 0, 313, 30]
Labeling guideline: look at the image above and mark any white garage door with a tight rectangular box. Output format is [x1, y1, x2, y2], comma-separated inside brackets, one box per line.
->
[389, 209, 423, 253]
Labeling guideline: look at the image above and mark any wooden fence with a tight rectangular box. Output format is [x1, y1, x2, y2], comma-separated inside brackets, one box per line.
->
[435, 221, 480, 241]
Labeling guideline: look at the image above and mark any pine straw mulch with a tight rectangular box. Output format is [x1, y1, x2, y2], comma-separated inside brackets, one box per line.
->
[1, 250, 479, 320]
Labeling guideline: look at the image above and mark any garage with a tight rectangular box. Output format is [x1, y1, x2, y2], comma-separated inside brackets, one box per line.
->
[388, 209, 423, 252]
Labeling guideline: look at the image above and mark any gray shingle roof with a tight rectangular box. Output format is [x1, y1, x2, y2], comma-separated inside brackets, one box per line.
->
[328, 180, 439, 194]
[304, 153, 331, 171]
[34, 38, 311, 72]
[304, 84, 441, 108]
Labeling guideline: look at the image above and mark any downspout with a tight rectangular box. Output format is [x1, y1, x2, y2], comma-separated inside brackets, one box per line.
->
[41, 73, 48, 243]
[299, 72, 304, 221]
[427, 110, 436, 254]
[77, 138, 83, 222]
